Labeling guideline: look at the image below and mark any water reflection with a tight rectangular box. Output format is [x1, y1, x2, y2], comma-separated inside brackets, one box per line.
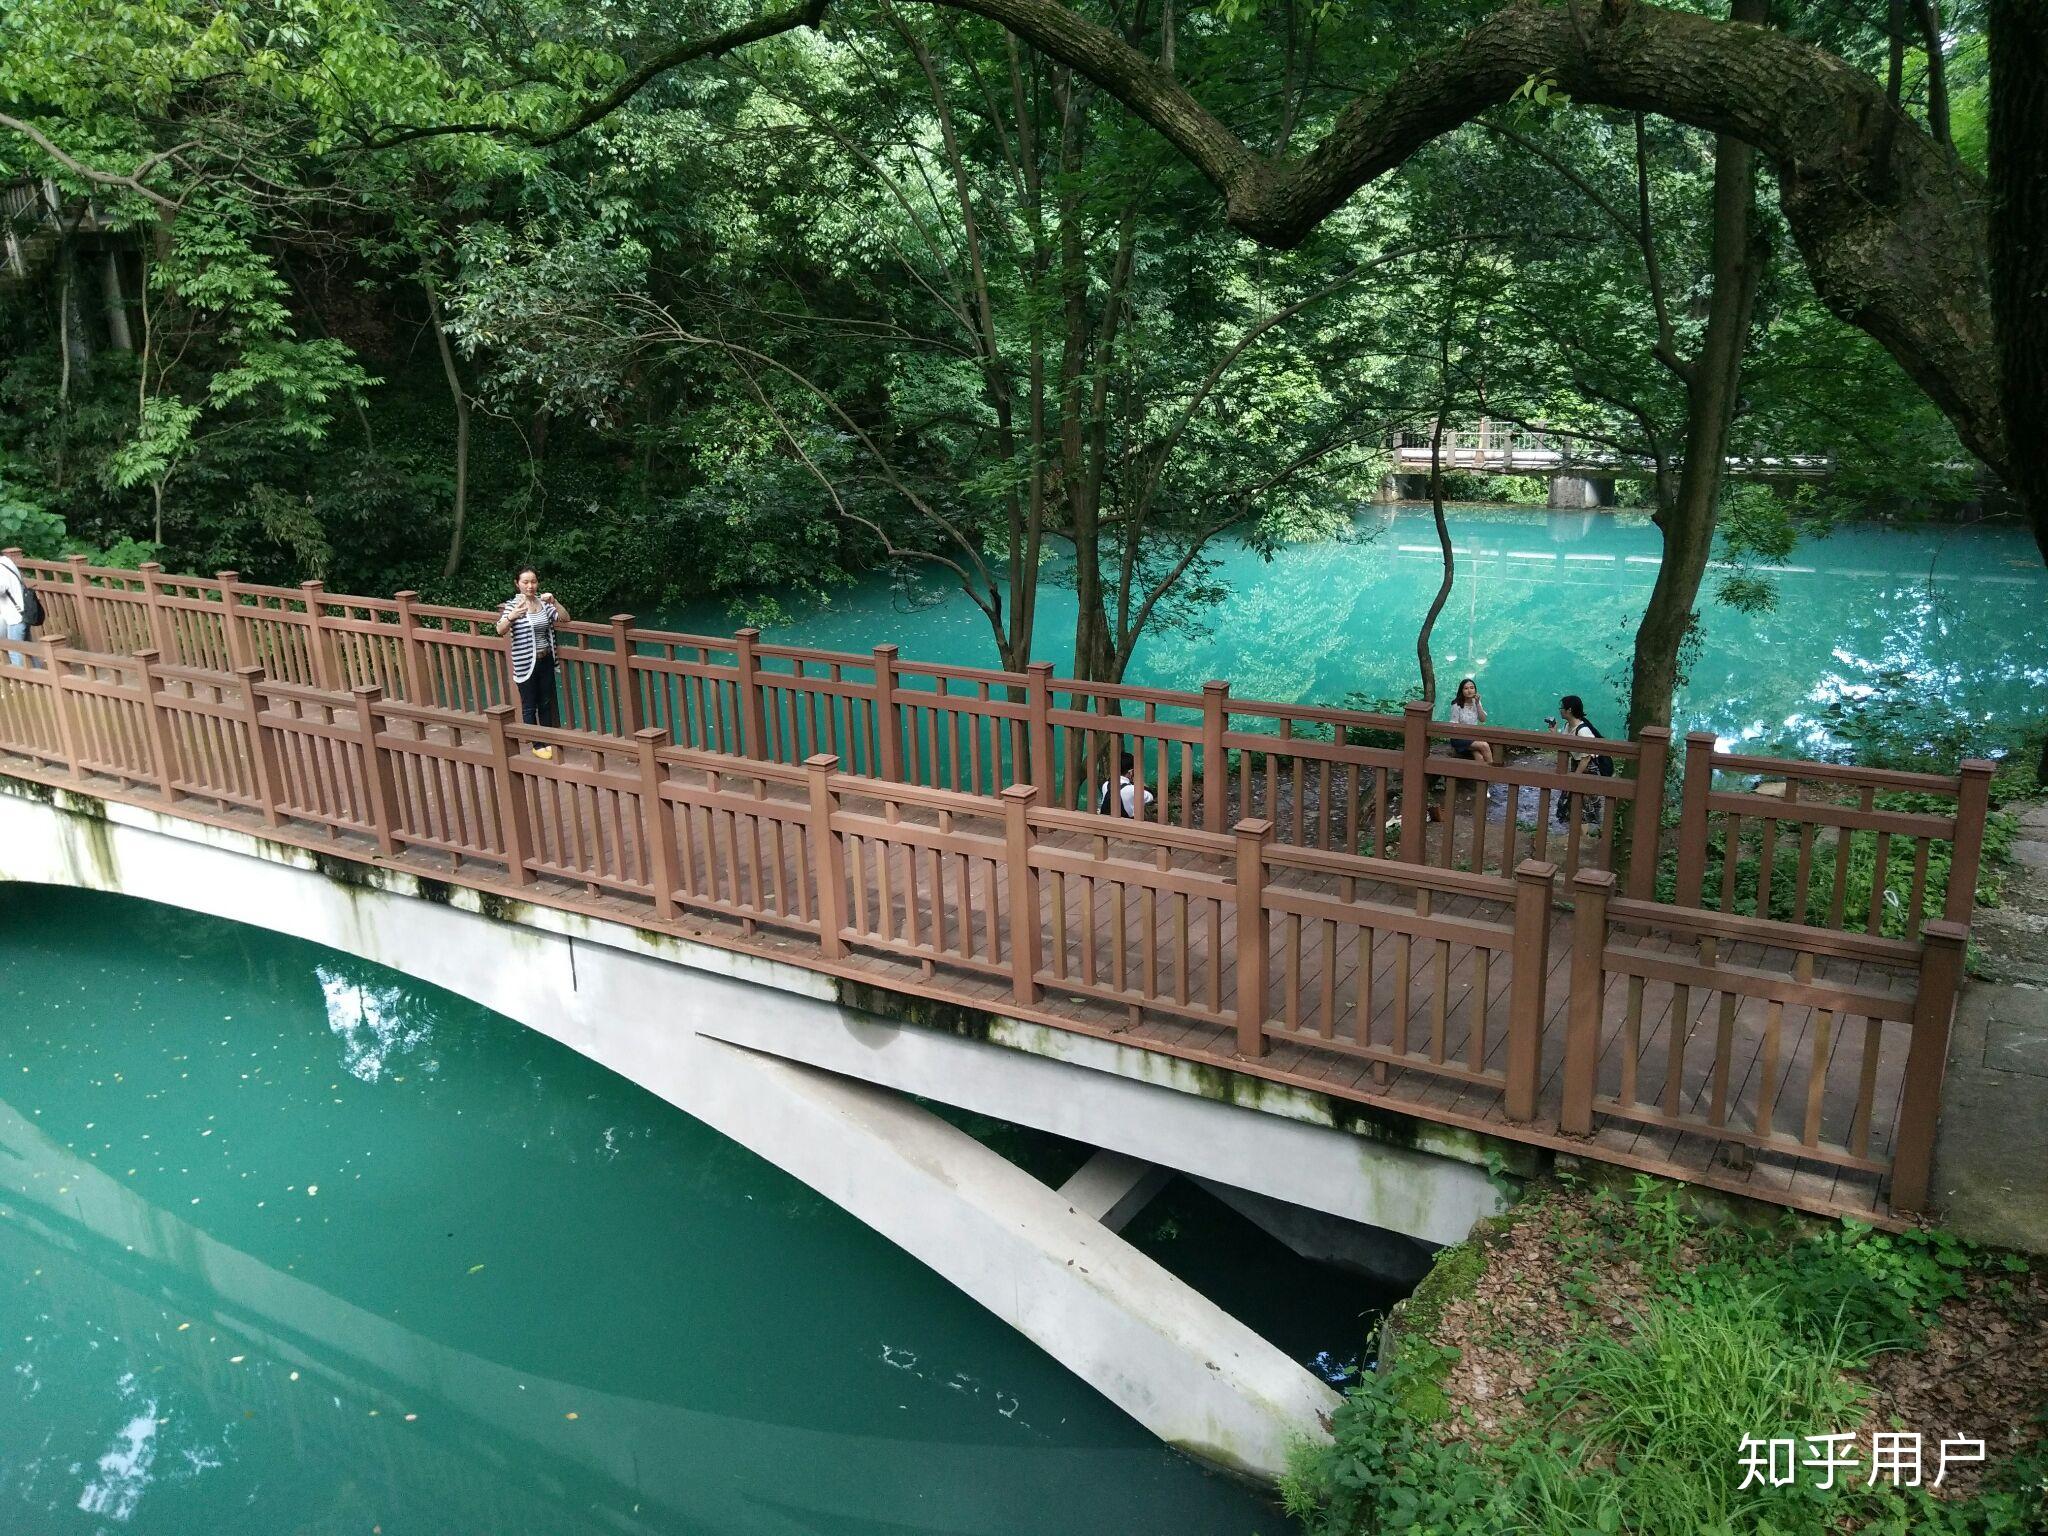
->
[1, 889, 1287, 1536]
[318, 966, 436, 1084]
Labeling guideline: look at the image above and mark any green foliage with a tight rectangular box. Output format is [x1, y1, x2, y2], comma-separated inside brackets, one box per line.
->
[1650, 793, 2017, 936]
[1287, 1184, 2048, 1536]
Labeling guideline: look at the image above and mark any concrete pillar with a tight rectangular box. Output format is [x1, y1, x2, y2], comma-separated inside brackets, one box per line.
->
[101, 249, 132, 351]
[1548, 474, 1605, 509]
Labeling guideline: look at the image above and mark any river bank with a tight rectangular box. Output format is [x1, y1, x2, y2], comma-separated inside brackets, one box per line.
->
[1285, 1179, 2048, 1535]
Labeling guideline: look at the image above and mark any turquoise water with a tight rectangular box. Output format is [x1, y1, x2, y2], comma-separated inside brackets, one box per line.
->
[672, 509, 2048, 754]
[0, 887, 1321, 1534]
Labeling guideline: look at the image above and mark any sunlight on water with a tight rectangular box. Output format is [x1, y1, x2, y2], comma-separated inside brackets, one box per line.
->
[673, 508, 2048, 753]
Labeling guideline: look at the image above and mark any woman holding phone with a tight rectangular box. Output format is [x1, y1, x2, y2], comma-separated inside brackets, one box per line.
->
[496, 567, 569, 757]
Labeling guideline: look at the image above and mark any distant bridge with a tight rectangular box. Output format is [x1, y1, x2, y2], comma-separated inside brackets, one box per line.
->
[1390, 423, 1835, 498]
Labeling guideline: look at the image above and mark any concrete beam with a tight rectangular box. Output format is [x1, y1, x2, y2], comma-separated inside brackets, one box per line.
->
[689, 1044, 1338, 1479]
[1059, 1151, 1171, 1233]
[1194, 1179, 1435, 1290]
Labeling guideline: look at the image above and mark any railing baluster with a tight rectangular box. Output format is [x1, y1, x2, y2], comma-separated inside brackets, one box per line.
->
[1890, 920, 1967, 1212]
[235, 666, 283, 827]
[1505, 859, 1557, 1121]
[1233, 818, 1272, 1057]
[1562, 868, 1613, 1134]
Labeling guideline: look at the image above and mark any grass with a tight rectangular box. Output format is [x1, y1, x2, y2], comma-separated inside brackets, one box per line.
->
[1281, 1180, 2048, 1536]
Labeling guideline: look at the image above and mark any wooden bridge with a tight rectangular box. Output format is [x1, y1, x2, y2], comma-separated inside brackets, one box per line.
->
[0, 553, 1994, 1226]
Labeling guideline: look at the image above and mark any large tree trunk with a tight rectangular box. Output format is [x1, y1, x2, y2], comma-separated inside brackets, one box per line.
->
[1990, 0, 2048, 565]
[422, 278, 470, 581]
[1626, 0, 1769, 741]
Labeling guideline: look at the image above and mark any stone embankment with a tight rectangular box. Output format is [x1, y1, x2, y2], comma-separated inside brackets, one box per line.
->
[1933, 803, 2048, 1254]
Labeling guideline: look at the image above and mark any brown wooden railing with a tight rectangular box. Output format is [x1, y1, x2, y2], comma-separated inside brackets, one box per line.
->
[0, 594, 1979, 1218]
[10, 552, 1996, 936]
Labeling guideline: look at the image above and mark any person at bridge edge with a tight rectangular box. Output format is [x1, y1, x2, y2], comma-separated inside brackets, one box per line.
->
[1098, 752, 1157, 818]
[1545, 695, 1613, 826]
[1446, 677, 1493, 765]
[496, 566, 570, 760]
[0, 552, 29, 668]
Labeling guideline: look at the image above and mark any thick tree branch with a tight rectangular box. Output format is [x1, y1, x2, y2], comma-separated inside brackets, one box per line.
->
[0, 114, 185, 215]
[908, 0, 2003, 478]
[351, 0, 831, 151]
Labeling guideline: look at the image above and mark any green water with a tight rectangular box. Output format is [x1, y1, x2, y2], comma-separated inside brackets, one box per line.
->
[0, 887, 1343, 1535]
[674, 509, 2048, 753]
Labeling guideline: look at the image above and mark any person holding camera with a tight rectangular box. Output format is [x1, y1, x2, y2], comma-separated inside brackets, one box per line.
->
[496, 566, 569, 757]
[1545, 694, 1613, 825]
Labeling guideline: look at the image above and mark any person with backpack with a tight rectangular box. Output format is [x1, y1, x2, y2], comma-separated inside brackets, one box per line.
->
[1097, 752, 1156, 819]
[0, 551, 44, 668]
[495, 566, 570, 759]
[1545, 694, 1613, 825]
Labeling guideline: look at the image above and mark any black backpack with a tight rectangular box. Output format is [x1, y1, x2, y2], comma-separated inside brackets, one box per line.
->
[4, 560, 40, 629]
[1579, 723, 1615, 778]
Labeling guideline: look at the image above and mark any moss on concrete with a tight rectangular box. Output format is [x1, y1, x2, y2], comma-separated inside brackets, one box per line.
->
[474, 889, 534, 926]
[0, 772, 58, 805]
[1375, 1204, 1529, 1421]
[413, 876, 454, 905]
[833, 978, 997, 1043]
[312, 851, 376, 890]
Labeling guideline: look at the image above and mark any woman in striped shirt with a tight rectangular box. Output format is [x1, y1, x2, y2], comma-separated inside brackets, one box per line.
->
[496, 566, 570, 757]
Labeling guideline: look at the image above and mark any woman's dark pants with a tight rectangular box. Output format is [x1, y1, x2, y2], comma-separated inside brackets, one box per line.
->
[517, 653, 558, 729]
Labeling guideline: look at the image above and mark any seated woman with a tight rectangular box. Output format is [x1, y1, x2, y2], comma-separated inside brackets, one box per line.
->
[1446, 677, 1493, 765]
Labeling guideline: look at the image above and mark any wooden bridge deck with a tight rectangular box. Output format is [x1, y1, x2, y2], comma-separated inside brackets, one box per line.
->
[0, 723, 1914, 1227]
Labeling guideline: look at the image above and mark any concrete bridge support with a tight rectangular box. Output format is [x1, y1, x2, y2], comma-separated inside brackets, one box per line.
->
[0, 781, 1532, 1478]
[1546, 474, 1613, 509]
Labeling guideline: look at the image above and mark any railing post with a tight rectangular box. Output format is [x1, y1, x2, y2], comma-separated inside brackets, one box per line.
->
[133, 649, 178, 803]
[1233, 818, 1273, 1058]
[805, 754, 848, 958]
[1201, 679, 1230, 833]
[1562, 868, 1614, 1134]
[351, 684, 400, 855]
[1890, 920, 1968, 1213]
[1399, 699, 1431, 864]
[871, 642, 901, 781]
[66, 554, 106, 652]
[1024, 660, 1054, 800]
[234, 666, 283, 827]
[1672, 731, 1718, 907]
[732, 627, 767, 760]
[483, 704, 532, 887]
[635, 727, 678, 921]
[138, 562, 177, 661]
[610, 615, 642, 736]
[1943, 760, 1996, 924]
[215, 571, 252, 672]
[1001, 784, 1042, 1004]
[1506, 859, 1558, 1122]
[1625, 725, 1671, 901]
[41, 635, 83, 781]
[391, 590, 425, 704]
[300, 580, 338, 691]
